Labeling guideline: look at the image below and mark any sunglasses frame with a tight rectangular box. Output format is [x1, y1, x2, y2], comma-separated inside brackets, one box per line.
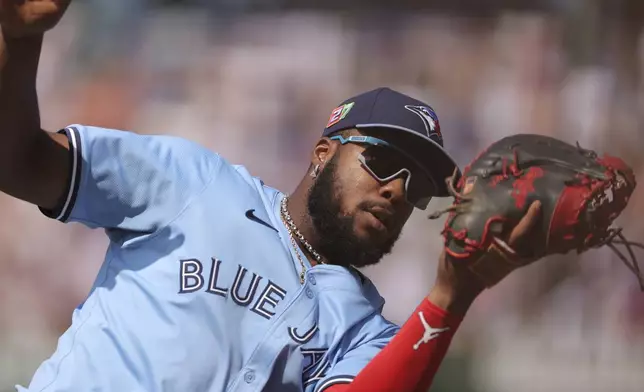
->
[328, 134, 435, 209]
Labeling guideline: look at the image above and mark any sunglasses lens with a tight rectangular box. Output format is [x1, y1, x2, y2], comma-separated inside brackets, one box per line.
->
[361, 146, 404, 178]
[406, 176, 433, 209]
[361, 146, 434, 208]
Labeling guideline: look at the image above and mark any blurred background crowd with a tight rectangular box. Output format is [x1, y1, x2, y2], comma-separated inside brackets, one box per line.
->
[1, 0, 643, 391]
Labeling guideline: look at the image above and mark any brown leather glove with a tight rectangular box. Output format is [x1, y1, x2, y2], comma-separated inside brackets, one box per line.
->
[430, 134, 642, 289]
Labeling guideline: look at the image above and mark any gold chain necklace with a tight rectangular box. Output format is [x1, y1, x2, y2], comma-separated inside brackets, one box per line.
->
[280, 196, 324, 284]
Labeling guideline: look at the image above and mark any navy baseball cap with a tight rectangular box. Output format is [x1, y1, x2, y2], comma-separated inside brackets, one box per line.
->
[322, 87, 460, 197]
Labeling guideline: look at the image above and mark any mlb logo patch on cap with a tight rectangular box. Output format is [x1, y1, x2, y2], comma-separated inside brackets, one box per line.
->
[326, 102, 355, 128]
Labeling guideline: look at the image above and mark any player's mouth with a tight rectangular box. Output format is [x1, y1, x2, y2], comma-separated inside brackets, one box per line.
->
[365, 207, 393, 232]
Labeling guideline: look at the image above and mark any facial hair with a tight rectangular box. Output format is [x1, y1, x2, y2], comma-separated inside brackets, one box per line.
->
[306, 156, 401, 268]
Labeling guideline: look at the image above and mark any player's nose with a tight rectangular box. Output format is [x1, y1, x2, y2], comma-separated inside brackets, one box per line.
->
[379, 175, 407, 205]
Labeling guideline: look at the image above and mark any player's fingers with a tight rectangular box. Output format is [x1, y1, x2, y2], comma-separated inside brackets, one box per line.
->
[1, 1, 59, 24]
[508, 200, 541, 247]
[19, 2, 60, 19]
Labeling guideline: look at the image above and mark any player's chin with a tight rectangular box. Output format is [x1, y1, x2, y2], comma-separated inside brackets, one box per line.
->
[355, 210, 390, 242]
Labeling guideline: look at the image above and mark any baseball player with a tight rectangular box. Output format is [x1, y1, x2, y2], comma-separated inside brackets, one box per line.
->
[0, 2, 541, 391]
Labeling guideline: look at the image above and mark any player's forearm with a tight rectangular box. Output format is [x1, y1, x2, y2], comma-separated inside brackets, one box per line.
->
[0, 32, 44, 160]
[331, 295, 464, 392]
[0, 32, 70, 209]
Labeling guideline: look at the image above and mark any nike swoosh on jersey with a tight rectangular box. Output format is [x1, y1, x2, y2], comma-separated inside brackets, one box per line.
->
[245, 209, 278, 232]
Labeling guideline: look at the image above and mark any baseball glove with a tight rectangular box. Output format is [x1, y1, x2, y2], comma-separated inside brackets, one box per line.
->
[429, 134, 643, 289]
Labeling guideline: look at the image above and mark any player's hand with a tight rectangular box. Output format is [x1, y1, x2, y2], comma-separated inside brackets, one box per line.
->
[429, 200, 542, 315]
[0, 0, 71, 38]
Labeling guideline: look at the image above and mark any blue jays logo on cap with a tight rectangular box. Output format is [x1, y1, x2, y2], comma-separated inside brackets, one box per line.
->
[404, 105, 442, 143]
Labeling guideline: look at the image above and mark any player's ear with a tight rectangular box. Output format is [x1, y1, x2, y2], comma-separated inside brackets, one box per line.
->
[311, 137, 338, 168]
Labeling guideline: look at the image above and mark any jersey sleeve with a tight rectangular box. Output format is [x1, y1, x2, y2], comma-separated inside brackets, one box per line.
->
[40, 125, 219, 235]
[314, 317, 399, 392]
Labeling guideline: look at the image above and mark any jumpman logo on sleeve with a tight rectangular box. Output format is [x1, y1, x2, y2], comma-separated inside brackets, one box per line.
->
[412, 311, 450, 350]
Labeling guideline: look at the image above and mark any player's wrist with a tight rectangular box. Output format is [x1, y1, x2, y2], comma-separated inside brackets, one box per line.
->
[429, 251, 484, 316]
[427, 280, 480, 317]
[1, 30, 43, 59]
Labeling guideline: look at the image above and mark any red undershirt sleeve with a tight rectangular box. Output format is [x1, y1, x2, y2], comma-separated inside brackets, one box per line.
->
[325, 299, 462, 392]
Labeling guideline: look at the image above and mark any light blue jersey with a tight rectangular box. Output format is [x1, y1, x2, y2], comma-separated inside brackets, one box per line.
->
[18, 125, 399, 392]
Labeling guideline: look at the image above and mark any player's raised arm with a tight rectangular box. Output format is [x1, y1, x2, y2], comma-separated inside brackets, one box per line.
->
[0, 1, 220, 235]
[0, 0, 72, 209]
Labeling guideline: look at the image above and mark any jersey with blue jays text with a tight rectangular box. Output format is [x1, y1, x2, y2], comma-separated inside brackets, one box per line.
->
[17, 125, 399, 392]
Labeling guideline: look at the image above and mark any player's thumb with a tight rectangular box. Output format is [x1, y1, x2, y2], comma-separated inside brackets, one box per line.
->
[508, 200, 541, 247]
